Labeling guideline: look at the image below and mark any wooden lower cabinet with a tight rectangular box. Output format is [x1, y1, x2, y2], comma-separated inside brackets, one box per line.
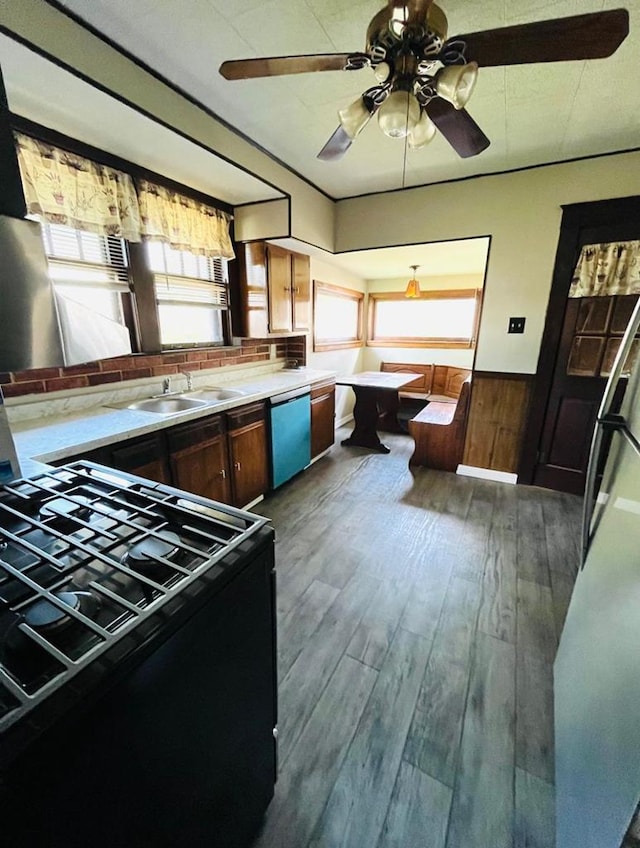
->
[108, 434, 171, 484]
[226, 402, 269, 507]
[167, 416, 231, 503]
[311, 380, 336, 459]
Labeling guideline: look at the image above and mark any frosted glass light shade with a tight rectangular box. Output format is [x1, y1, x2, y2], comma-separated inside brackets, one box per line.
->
[408, 110, 436, 149]
[338, 98, 371, 140]
[436, 62, 478, 109]
[377, 90, 420, 139]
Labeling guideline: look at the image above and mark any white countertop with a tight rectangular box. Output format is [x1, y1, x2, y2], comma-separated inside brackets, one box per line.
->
[13, 368, 335, 466]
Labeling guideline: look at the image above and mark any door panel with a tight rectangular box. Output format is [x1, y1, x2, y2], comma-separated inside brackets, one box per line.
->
[533, 294, 638, 494]
[266, 244, 292, 333]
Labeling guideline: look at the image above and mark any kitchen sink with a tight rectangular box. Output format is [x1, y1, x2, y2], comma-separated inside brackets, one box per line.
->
[126, 396, 209, 414]
[181, 387, 246, 402]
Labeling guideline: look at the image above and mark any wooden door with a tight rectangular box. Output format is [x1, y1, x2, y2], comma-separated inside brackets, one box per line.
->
[310, 382, 335, 458]
[227, 402, 269, 507]
[266, 244, 292, 333]
[167, 417, 231, 503]
[533, 294, 639, 493]
[291, 251, 310, 331]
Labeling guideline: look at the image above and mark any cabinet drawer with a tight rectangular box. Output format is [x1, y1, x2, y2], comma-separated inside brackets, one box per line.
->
[226, 402, 266, 431]
[166, 415, 225, 453]
[311, 380, 336, 400]
[110, 435, 166, 472]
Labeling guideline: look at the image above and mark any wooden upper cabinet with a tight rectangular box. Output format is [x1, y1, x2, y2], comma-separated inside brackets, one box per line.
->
[291, 251, 310, 332]
[266, 244, 293, 333]
[239, 242, 310, 337]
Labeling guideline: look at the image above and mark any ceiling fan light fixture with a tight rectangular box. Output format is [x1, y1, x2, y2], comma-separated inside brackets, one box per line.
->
[408, 110, 436, 149]
[436, 61, 479, 110]
[338, 97, 371, 140]
[405, 265, 421, 299]
[378, 90, 420, 139]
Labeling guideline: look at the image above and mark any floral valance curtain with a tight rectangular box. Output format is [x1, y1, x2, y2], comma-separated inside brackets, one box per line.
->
[569, 241, 640, 298]
[136, 180, 235, 260]
[14, 134, 234, 259]
[15, 133, 142, 241]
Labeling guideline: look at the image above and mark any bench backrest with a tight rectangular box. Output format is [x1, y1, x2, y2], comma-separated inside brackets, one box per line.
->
[381, 362, 471, 399]
[453, 375, 472, 422]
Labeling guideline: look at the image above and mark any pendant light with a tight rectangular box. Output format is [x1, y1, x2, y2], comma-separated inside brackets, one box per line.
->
[405, 265, 421, 298]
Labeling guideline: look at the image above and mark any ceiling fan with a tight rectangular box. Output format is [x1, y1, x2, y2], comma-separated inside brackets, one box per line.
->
[219, 1, 629, 162]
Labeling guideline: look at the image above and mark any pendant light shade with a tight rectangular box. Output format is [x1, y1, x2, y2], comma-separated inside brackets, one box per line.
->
[435, 61, 479, 110]
[378, 90, 420, 139]
[338, 97, 371, 140]
[408, 110, 436, 150]
[405, 265, 421, 298]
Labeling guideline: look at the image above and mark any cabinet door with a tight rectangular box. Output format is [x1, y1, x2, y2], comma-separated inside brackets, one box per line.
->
[291, 251, 310, 331]
[167, 416, 231, 503]
[266, 244, 293, 333]
[311, 385, 336, 458]
[229, 404, 269, 506]
[109, 435, 170, 484]
[239, 242, 269, 338]
[170, 436, 231, 503]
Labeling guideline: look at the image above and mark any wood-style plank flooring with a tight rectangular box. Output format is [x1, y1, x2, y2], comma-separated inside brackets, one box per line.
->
[251, 428, 581, 848]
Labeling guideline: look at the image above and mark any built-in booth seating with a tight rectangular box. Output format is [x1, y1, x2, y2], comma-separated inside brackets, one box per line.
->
[377, 363, 472, 472]
[408, 375, 472, 471]
[378, 363, 471, 432]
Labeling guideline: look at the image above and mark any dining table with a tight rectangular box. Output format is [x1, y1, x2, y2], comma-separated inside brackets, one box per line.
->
[336, 371, 420, 454]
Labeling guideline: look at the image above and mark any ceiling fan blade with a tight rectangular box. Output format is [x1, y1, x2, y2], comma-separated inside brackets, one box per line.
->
[426, 98, 490, 158]
[452, 9, 629, 67]
[317, 126, 354, 162]
[219, 53, 359, 80]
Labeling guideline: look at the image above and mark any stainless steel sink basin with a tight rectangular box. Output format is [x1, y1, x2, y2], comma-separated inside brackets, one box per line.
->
[126, 397, 209, 414]
[181, 387, 245, 402]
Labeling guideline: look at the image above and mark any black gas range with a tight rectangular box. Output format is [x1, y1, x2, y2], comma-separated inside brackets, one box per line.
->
[0, 462, 277, 848]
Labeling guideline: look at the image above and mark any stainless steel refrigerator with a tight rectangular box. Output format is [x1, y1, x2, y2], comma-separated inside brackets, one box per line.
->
[555, 297, 640, 848]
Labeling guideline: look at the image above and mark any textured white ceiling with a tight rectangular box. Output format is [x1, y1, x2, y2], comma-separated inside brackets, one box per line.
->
[53, 0, 640, 199]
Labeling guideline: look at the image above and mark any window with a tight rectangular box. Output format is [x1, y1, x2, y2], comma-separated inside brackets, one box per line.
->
[313, 281, 364, 352]
[146, 242, 229, 347]
[40, 221, 137, 363]
[368, 289, 482, 348]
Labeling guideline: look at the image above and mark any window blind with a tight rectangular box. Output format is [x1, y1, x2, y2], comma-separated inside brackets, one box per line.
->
[148, 241, 228, 308]
[41, 222, 130, 292]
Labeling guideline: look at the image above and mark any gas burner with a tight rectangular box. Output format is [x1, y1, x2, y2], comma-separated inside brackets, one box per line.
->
[24, 591, 80, 632]
[124, 531, 181, 569]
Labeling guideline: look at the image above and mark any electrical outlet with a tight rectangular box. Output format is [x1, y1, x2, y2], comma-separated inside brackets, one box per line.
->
[508, 316, 526, 334]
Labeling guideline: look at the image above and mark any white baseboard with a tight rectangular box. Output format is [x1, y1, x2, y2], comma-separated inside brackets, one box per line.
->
[309, 447, 332, 465]
[243, 494, 265, 510]
[456, 464, 518, 485]
[337, 414, 354, 428]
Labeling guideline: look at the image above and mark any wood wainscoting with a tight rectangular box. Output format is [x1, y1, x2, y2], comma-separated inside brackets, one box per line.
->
[462, 372, 534, 475]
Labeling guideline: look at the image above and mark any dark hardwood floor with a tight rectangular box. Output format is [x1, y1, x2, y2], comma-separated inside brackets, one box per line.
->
[252, 427, 582, 848]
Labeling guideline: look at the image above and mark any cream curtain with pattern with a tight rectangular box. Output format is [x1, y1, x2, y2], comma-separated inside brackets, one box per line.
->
[15, 133, 142, 241]
[569, 241, 640, 298]
[136, 180, 235, 259]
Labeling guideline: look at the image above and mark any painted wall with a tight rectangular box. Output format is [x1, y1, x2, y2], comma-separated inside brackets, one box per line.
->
[335, 151, 640, 374]
[364, 272, 485, 372]
[307, 256, 366, 424]
[1, 0, 336, 251]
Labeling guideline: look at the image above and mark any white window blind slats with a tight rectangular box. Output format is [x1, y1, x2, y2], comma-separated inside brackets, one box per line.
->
[153, 275, 228, 307]
[40, 222, 130, 292]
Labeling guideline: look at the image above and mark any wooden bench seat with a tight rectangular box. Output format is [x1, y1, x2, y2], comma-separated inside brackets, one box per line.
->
[378, 362, 471, 431]
[408, 375, 472, 471]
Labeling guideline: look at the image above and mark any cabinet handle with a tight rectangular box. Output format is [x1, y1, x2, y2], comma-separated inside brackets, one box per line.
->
[294, 286, 300, 294]
[234, 461, 241, 471]
[220, 469, 226, 479]
[284, 286, 290, 292]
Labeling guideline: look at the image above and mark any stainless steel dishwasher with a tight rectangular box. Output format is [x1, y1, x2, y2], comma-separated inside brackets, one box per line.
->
[268, 386, 311, 488]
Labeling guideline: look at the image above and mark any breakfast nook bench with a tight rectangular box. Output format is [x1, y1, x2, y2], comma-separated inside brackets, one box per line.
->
[408, 374, 472, 471]
[378, 362, 471, 432]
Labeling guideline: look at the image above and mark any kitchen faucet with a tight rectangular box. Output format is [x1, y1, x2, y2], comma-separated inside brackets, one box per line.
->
[181, 370, 194, 391]
[161, 377, 172, 395]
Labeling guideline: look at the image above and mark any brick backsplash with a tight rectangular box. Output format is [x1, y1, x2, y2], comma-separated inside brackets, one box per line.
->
[0, 337, 305, 399]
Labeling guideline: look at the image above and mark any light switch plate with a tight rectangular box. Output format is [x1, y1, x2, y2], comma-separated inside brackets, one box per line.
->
[508, 316, 526, 334]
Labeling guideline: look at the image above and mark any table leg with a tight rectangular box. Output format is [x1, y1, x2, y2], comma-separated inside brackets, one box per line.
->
[341, 386, 391, 454]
